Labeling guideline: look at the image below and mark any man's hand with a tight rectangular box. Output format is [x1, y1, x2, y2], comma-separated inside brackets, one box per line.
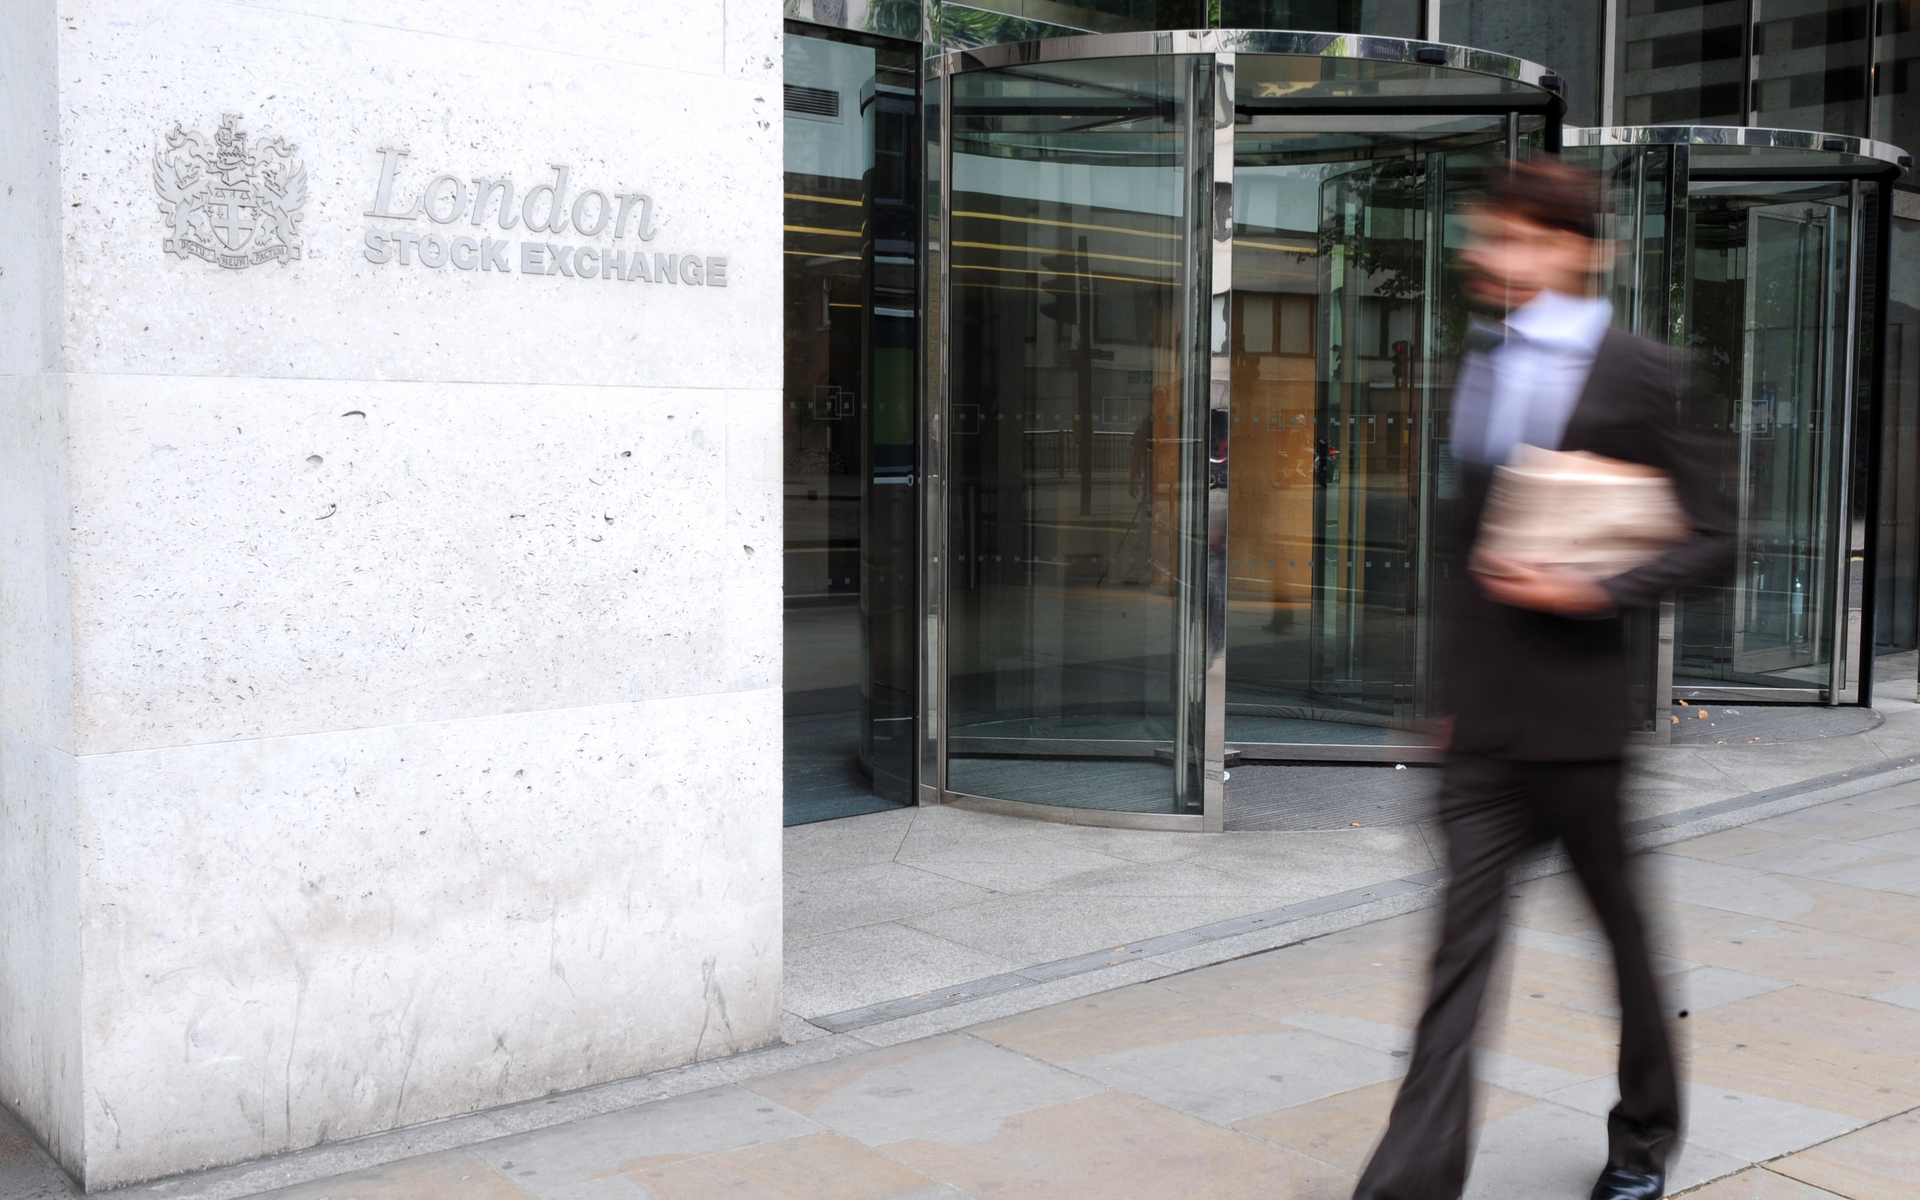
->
[1473, 554, 1615, 616]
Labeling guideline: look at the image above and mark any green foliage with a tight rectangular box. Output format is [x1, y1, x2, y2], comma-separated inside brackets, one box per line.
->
[866, 0, 925, 39]
[936, 3, 1058, 45]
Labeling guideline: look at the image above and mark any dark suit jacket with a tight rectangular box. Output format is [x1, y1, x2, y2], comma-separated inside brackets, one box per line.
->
[1439, 328, 1734, 761]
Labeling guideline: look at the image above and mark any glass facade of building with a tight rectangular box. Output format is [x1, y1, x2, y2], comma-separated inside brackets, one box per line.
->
[780, 0, 1916, 826]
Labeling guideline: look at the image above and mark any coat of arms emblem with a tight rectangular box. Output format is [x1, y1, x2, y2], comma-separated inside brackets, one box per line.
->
[153, 113, 306, 268]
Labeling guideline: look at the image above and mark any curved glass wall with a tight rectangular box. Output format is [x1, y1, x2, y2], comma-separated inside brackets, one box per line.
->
[942, 54, 1214, 816]
[929, 31, 1567, 825]
[1224, 114, 1534, 760]
[1568, 126, 1907, 706]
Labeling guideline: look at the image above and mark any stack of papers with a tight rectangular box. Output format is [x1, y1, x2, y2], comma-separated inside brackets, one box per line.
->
[1472, 445, 1689, 578]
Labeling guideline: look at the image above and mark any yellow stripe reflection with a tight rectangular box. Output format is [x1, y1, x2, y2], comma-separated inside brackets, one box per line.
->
[951, 262, 1176, 287]
[1237, 238, 1318, 254]
[952, 240, 1178, 269]
[952, 210, 1181, 241]
[786, 192, 864, 207]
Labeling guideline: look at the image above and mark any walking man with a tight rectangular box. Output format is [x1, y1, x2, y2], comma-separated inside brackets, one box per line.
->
[1352, 159, 1733, 1200]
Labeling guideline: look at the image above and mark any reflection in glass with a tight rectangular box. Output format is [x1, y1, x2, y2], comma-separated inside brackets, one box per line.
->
[945, 56, 1210, 813]
[1225, 118, 1510, 748]
[784, 32, 920, 825]
[1234, 53, 1552, 109]
[1585, 143, 1678, 731]
[1615, 0, 1749, 125]
[1877, 214, 1920, 653]
[1674, 182, 1853, 688]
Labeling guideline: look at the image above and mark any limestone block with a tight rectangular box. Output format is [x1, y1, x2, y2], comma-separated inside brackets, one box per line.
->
[65, 375, 781, 752]
[58, 0, 783, 389]
[76, 688, 782, 1186]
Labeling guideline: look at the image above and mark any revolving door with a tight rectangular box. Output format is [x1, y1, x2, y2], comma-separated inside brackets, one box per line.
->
[1568, 127, 1909, 710]
[926, 30, 1565, 828]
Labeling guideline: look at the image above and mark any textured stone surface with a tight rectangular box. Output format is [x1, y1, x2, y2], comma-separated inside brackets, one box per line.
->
[57, 0, 781, 389]
[2, 0, 784, 1186]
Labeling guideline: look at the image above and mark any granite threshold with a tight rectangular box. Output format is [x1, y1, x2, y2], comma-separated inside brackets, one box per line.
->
[92, 749, 1920, 1200]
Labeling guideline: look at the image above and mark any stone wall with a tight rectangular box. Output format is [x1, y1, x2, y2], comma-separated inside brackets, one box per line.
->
[0, 1, 785, 1186]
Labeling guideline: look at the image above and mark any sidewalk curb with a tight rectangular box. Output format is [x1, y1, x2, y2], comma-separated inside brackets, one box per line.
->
[100, 752, 1920, 1200]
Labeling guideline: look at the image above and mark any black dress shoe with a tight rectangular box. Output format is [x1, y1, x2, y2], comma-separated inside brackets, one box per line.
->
[1590, 1165, 1665, 1200]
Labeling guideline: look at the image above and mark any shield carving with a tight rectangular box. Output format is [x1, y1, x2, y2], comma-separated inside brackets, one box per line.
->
[155, 112, 305, 268]
[206, 183, 258, 251]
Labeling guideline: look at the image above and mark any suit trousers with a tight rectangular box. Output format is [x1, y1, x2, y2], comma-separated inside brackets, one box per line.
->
[1353, 755, 1680, 1200]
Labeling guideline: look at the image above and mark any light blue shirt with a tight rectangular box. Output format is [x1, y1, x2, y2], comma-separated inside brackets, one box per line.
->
[1455, 290, 1613, 466]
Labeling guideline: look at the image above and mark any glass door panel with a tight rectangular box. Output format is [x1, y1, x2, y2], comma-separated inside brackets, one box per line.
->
[1675, 181, 1853, 691]
[783, 32, 921, 825]
[944, 55, 1212, 814]
[1225, 118, 1509, 752]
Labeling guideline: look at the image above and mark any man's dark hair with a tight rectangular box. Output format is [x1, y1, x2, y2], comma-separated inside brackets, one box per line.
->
[1483, 158, 1607, 240]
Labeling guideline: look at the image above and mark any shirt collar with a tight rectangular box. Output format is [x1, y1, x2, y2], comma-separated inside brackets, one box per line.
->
[1502, 289, 1613, 350]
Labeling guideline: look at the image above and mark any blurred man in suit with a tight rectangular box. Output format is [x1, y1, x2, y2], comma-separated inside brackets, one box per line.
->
[1352, 159, 1732, 1200]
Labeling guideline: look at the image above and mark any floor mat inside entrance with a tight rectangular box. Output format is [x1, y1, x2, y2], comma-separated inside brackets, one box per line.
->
[1225, 762, 1440, 830]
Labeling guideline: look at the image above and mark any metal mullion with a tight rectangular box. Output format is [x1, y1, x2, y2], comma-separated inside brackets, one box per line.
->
[1662, 145, 1689, 705]
[1412, 150, 1445, 728]
[1856, 180, 1893, 702]
[920, 49, 951, 803]
[1202, 51, 1235, 833]
[1829, 179, 1863, 703]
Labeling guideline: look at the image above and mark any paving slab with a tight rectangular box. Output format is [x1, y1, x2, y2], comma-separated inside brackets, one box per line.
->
[11, 722, 1920, 1198]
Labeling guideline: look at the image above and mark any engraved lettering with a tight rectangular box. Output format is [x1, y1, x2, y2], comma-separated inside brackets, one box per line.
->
[614, 192, 657, 240]
[421, 175, 469, 224]
[571, 190, 611, 238]
[471, 179, 519, 230]
[520, 164, 571, 234]
[364, 148, 420, 219]
[347, 146, 727, 293]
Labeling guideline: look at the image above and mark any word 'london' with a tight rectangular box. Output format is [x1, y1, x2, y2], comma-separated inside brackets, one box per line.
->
[361, 149, 726, 286]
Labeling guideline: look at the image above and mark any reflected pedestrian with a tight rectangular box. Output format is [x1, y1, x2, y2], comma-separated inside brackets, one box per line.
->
[1352, 159, 1733, 1200]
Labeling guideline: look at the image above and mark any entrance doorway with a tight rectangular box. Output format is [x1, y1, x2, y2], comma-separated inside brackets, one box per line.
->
[1567, 126, 1908, 709]
[1224, 115, 1514, 760]
[926, 30, 1567, 827]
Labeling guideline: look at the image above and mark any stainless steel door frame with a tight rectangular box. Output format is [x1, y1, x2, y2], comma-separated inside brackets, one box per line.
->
[1829, 180, 1863, 705]
[1567, 127, 1909, 710]
[1201, 51, 1235, 831]
[1223, 117, 1532, 764]
[924, 31, 1566, 828]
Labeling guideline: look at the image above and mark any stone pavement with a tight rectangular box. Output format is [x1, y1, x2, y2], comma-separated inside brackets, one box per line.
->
[10, 772, 1920, 1199]
[780, 664, 1920, 1032]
